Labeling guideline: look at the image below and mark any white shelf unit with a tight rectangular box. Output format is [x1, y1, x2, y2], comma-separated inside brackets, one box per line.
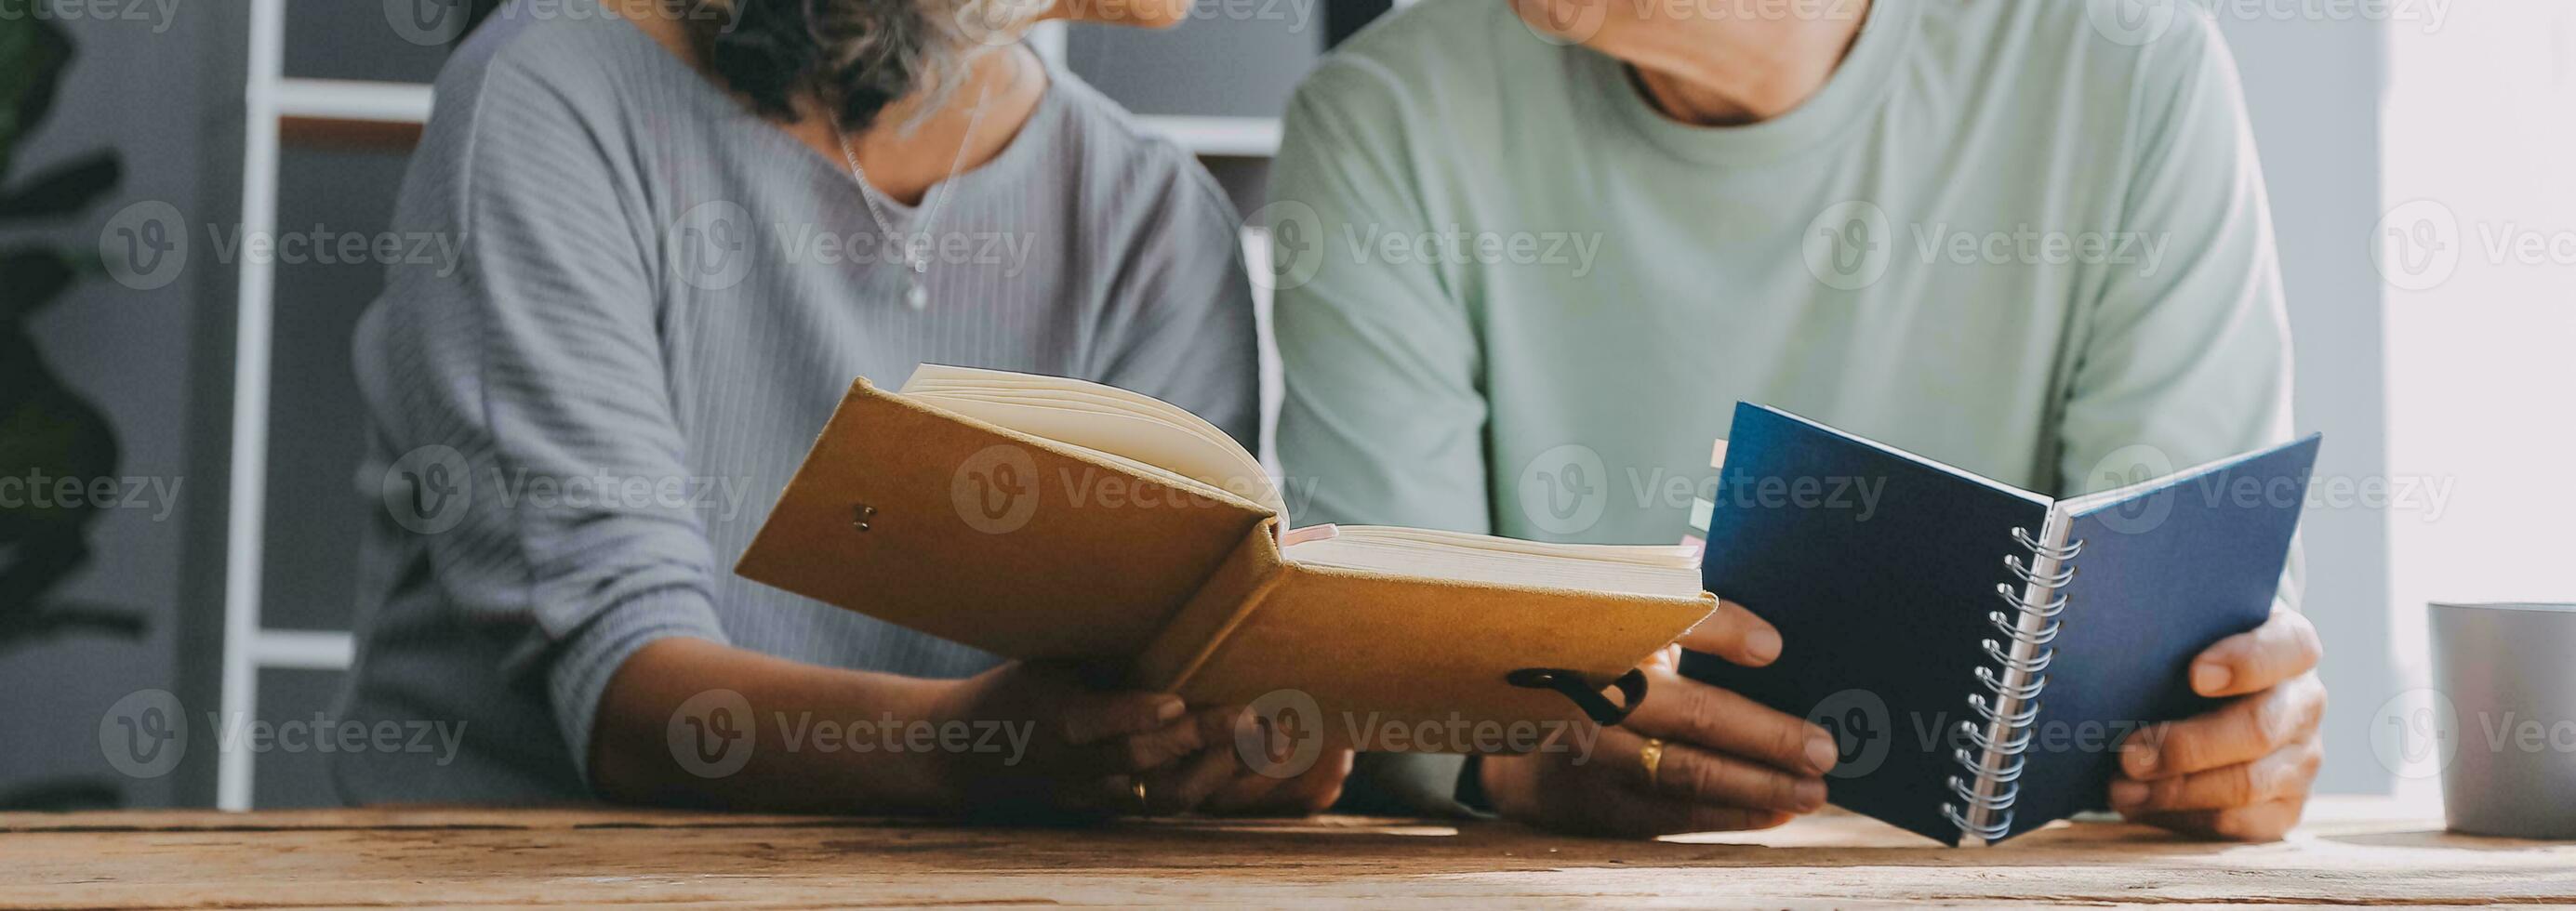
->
[269, 79, 1282, 156]
[221, 7, 1278, 810]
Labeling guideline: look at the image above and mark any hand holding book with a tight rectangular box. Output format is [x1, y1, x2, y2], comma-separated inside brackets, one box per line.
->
[1477, 601, 1839, 837]
[736, 365, 1716, 758]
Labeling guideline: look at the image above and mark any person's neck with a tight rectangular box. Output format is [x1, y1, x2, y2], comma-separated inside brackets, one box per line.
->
[1628, 66, 1769, 127]
[811, 49, 1044, 205]
[1623, 0, 1869, 127]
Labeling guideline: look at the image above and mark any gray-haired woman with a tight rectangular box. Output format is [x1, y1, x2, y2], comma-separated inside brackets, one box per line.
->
[333, 0, 1345, 815]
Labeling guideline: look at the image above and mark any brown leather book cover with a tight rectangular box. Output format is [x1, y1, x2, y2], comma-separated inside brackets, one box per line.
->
[737, 377, 1716, 744]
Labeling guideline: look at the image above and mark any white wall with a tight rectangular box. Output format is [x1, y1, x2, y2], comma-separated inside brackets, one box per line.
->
[2379, 1, 2576, 794]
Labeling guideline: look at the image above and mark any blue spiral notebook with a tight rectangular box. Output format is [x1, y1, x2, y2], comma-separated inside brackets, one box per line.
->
[1681, 403, 2318, 845]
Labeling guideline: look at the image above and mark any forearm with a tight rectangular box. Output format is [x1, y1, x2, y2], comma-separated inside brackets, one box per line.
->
[587, 638, 958, 812]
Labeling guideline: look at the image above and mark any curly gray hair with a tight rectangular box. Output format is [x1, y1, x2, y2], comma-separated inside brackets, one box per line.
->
[679, 0, 1042, 133]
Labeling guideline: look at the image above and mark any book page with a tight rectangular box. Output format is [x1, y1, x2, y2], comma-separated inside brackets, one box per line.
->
[901, 364, 1284, 515]
[1286, 526, 1702, 598]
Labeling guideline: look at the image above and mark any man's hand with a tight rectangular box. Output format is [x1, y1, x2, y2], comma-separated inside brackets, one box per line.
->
[2111, 607, 2327, 841]
[1480, 601, 1837, 837]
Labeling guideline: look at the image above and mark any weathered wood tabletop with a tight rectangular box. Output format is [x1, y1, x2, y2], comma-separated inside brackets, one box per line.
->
[3, 796, 2566, 907]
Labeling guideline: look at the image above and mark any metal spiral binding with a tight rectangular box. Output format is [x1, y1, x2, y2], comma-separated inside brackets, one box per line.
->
[1942, 524, 2085, 844]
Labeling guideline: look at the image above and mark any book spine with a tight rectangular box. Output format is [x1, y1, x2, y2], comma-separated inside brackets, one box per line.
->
[1945, 510, 2085, 845]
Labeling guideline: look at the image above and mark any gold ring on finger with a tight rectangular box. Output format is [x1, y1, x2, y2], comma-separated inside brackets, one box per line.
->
[1639, 737, 1666, 786]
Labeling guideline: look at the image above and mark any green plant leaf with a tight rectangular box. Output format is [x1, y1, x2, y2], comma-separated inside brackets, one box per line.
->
[0, 777, 123, 812]
[0, 247, 79, 323]
[0, 14, 74, 179]
[0, 599, 149, 648]
[0, 151, 118, 218]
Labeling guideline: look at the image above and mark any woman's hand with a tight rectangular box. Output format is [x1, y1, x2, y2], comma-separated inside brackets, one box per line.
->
[1138, 706, 1356, 816]
[1478, 601, 1838, 837]
[591, 640, 1208, 816]
[931, 677, 1355, 818]
[922, 661, 1218, 816]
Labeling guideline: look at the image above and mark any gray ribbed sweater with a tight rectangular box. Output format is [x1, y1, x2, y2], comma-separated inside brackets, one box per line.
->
[332, 2, 1256, 802]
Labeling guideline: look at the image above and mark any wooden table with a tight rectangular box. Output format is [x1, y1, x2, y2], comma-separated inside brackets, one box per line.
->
[5, 796, 2568, 907]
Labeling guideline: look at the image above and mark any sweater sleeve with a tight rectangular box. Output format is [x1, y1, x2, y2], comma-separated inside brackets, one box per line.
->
[366, 54, 730, 789]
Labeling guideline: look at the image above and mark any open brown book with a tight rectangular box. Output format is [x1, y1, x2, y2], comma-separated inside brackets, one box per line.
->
[736, 365, 1716, 746]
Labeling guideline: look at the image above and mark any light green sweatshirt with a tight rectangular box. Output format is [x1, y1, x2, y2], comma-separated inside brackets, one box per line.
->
[1268, 0, 2297, 812]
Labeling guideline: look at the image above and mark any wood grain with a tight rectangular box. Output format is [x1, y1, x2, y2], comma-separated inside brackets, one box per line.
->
[2, 797, 2567, 907]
